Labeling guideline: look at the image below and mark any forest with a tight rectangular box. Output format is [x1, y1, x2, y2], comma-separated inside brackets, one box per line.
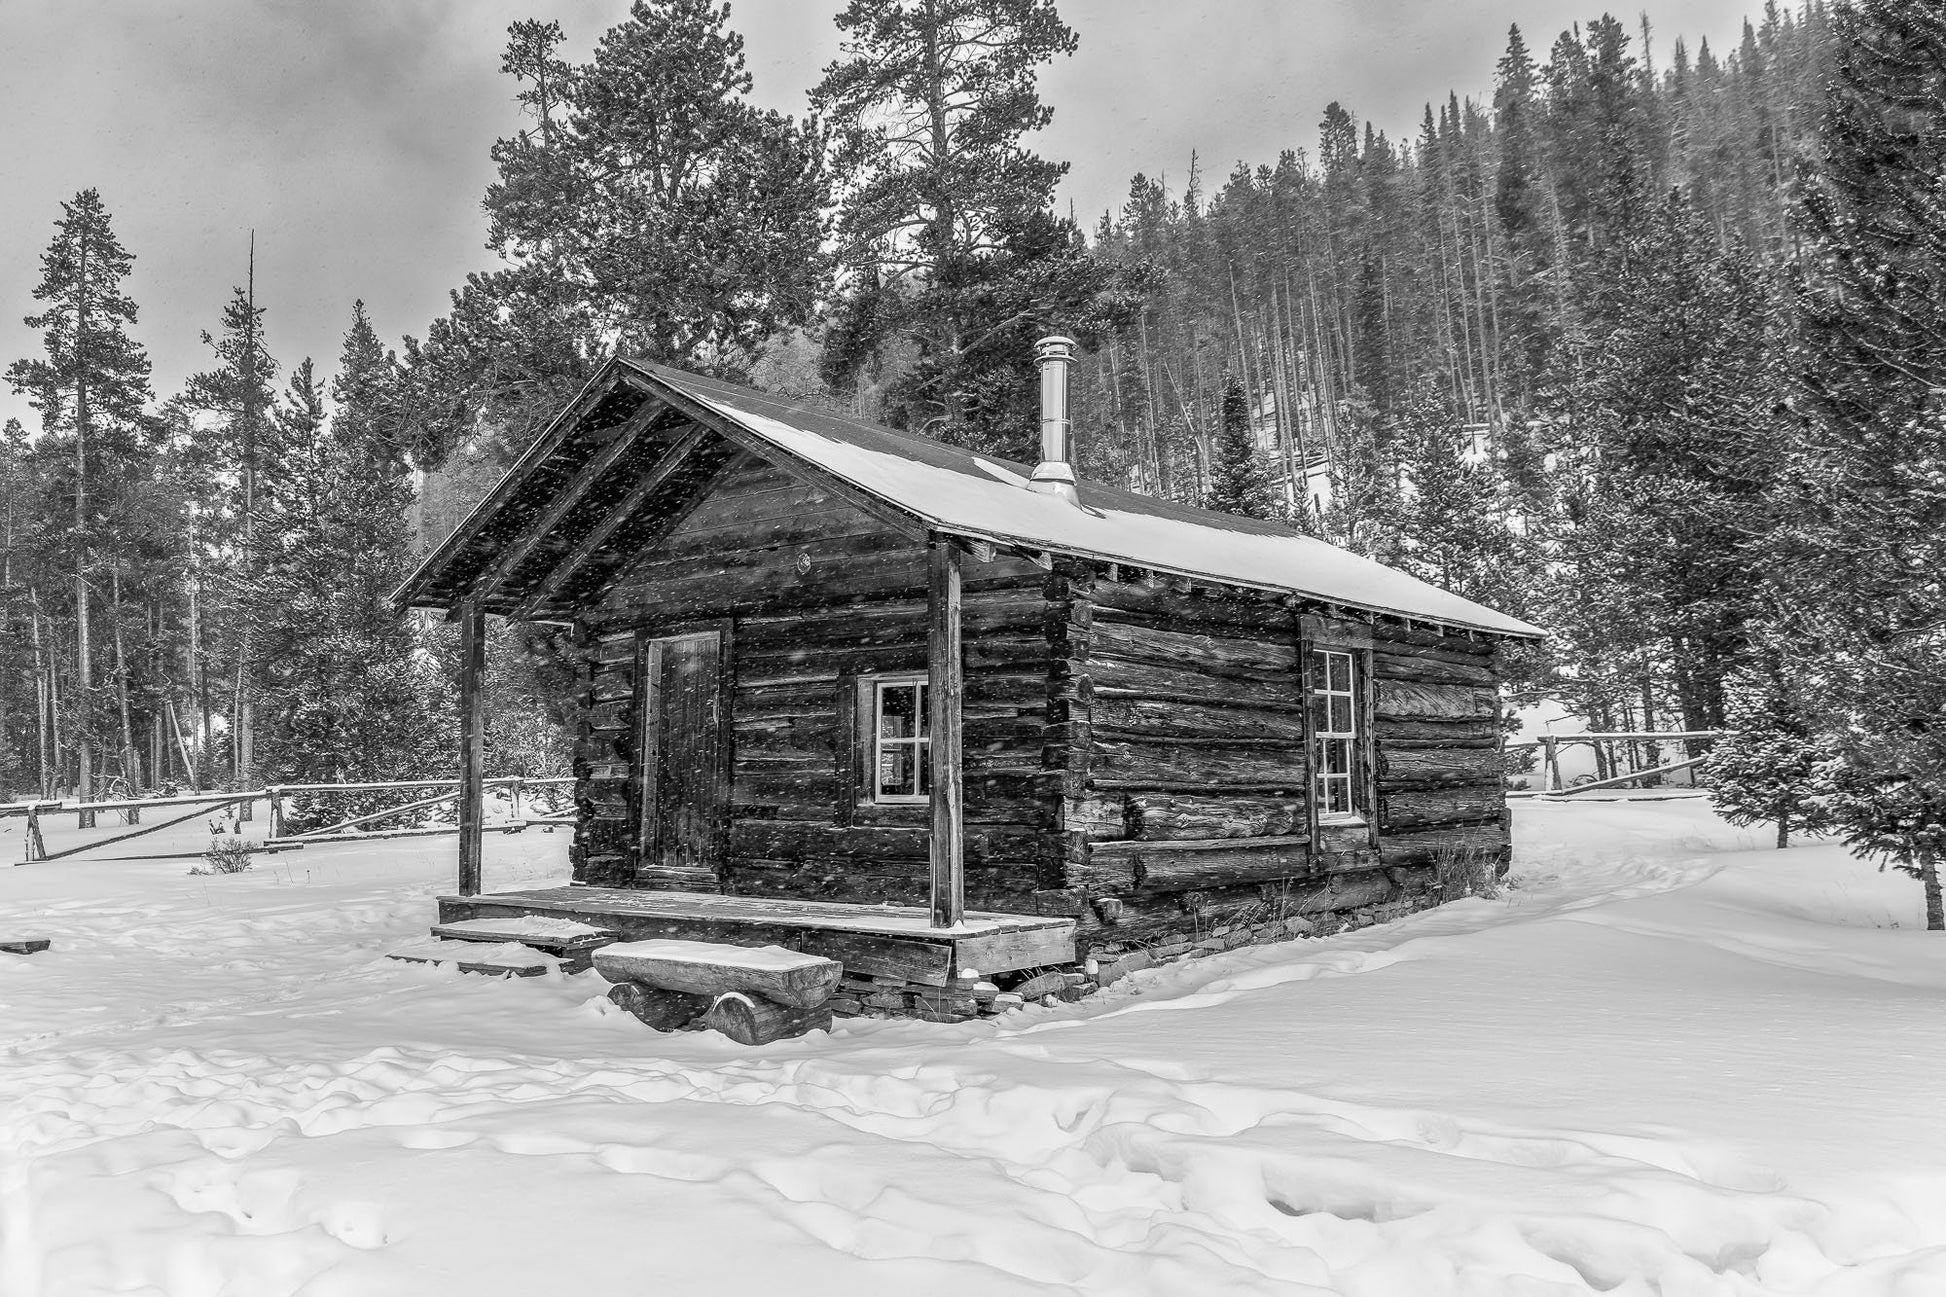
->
[2, 1, 1942, 898]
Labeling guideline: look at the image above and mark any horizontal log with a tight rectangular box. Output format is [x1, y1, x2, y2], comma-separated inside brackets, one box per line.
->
[728, 821, 1037, 866]
[1127, 793, 1303, 840]
[1376, 748, 1503, 788]
[1090, 740, 1304, 791]
[1368, 635, 1499, 667]
[1370, 652, 1497, 687]
[1379, 784, 1505, 831]
[1091, 577, 1292, 627]
[1373, 718, 1503, 744]
[1374, 679, 1498, 721]
[1064, 795, 1127, 838]
[1078, 835, 1311, 894]
[1378, 822, 1511, 869]
[703, 993, 833, 1046]
[1093, 697, 1307, 743]
[1088, 657, 1302, 711]
[1091, 620, 1297, 675]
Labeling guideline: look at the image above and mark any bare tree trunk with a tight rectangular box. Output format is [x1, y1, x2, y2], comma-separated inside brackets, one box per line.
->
[110, 561, 141, 794]
[74, 227, 95, 827]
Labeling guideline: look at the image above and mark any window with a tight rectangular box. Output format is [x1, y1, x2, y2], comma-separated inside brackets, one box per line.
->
[1312, 648, 1359, 818]
[872, 676, 930, 802]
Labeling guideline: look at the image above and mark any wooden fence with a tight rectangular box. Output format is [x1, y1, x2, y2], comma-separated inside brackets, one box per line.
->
[1505, 730, 1732, 798]
[5, 775, 575, 864]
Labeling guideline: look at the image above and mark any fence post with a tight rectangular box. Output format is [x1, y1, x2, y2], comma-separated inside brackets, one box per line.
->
[509, 777, 525, 825]
[266, 786, 283, 840]
[23, 805, 45, 863]
[1541, 736, 1561, 792]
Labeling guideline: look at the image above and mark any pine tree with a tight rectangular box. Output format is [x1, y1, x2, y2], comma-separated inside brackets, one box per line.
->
[248, 308, 444, 824]
[1781, 0, 1946, 924]
[4, 189, 153, 807]
[1205, 373, 1278, 519]
[1707, 662, 1832, 848]
[406, 1, 830, 469]
[812, 0, 1143, 457]
[1395, 378, 1524, 608]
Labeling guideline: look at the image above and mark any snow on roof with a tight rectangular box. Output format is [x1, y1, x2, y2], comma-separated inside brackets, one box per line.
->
[636, 363, 1544, 639]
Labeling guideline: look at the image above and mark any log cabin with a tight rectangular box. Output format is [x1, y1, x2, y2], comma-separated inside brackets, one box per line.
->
[395, 339, 1544, 1017]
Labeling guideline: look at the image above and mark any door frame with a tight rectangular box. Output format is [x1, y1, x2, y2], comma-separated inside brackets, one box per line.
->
[633, 622, 733, 880]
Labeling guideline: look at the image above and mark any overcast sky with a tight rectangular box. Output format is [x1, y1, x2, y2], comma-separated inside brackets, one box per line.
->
[1, 0, 1758, 432]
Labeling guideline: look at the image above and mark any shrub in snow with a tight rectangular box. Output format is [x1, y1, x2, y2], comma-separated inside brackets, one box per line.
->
[1708, 668, 1834, 849]
[192, 835, 256, 876]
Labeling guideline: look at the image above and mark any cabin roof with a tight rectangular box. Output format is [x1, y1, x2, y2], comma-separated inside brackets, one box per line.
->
[396, 358, 1545, 639]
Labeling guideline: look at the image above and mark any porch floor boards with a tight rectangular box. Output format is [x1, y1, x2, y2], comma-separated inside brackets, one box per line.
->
[435, 886, 1076, 986]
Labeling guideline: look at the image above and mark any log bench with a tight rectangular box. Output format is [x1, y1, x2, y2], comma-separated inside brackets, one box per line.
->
[1, 939, 51, 955]
[594, 938, 842, 1044]
[429, 916, 617, 972]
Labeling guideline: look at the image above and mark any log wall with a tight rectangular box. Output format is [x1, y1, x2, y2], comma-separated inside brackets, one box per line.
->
[570, 452, 1051, 909]
[1067, 576, 1513, 955]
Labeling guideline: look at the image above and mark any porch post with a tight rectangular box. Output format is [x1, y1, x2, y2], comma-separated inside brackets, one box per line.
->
[457, 600, 487, 897]
[927, 536, 965, 928]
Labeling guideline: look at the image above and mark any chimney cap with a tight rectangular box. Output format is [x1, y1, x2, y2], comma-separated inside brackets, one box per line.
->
[1035, 335, 1077, 363]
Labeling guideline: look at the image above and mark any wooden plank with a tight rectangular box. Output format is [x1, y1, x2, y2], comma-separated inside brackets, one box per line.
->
[456, 601, 487, 897]
[928, 537, 965, 928]
[1, 939, 51, 955]
[953, 924, 1076, 976]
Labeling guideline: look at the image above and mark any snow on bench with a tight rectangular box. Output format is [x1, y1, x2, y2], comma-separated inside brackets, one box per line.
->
[593, 939, 843, 1009]
[1, 939, 51, 956]
[387, 938, 562, 978]
[595, 939, 844, 1043]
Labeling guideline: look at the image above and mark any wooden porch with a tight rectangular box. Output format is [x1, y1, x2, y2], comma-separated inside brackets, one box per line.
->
[435, 887, 1076, 987]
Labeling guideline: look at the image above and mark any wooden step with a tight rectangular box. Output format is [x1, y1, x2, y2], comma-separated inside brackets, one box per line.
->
[594, 938, 842, 1008]
[387, 938, 560, 978]
[1, 938, 51, 956]
[430, 916, 616, 970]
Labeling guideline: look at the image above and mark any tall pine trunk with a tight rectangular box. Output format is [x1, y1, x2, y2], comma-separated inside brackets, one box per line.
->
[1920, 849, 1943, 933]
[74, 225, 95, 827]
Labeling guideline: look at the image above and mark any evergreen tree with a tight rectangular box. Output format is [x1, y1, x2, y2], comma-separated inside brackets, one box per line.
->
[406, 1, 829, 468]
[4, 189, 154, 805]
[1395, 378, 1524, 609]
[812, 0, 1144, 456]
[1781, 0, 1946, 923]
[1708, 662, 1832, 848]
[248, 309, 444, 824]
[1205, 373, 1277, 518]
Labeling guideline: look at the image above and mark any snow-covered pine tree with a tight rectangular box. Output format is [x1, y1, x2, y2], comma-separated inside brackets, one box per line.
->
[1707, 663, 1832, 849]
[1781, 0, 1946, 924]
[1205, 373, 1278, 519]
[247, 309, 444, 827]
[1395, 377, 1525, 610]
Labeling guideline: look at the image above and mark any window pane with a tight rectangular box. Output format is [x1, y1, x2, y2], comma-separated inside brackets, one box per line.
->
[916, 680, 929, 732]
[880, 683, 917, 739]
[1329, 696, 1353, 734]
[878, 744, 915, 797]
[916, 740, 931, 794]
[1311, 693, 1328, 730]
[1328, 652, 1352, 692]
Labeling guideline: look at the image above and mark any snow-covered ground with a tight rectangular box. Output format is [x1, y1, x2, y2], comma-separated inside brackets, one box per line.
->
[4, 800, 1944, 1295]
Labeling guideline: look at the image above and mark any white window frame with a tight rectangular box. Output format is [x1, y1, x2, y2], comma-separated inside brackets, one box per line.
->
[1312, 648, 1361, 821]
[871, 674, 931, 804]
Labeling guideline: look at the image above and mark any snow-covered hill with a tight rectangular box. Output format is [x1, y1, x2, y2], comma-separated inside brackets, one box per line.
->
[4, 801, 1943, 1295]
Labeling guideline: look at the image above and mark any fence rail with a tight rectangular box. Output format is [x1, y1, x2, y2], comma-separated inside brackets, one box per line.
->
[9, 775, 575, 864]
[1507, 729, 1733, 797]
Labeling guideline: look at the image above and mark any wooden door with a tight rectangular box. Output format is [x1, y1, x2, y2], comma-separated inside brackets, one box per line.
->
[636, 630, 727, 889]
